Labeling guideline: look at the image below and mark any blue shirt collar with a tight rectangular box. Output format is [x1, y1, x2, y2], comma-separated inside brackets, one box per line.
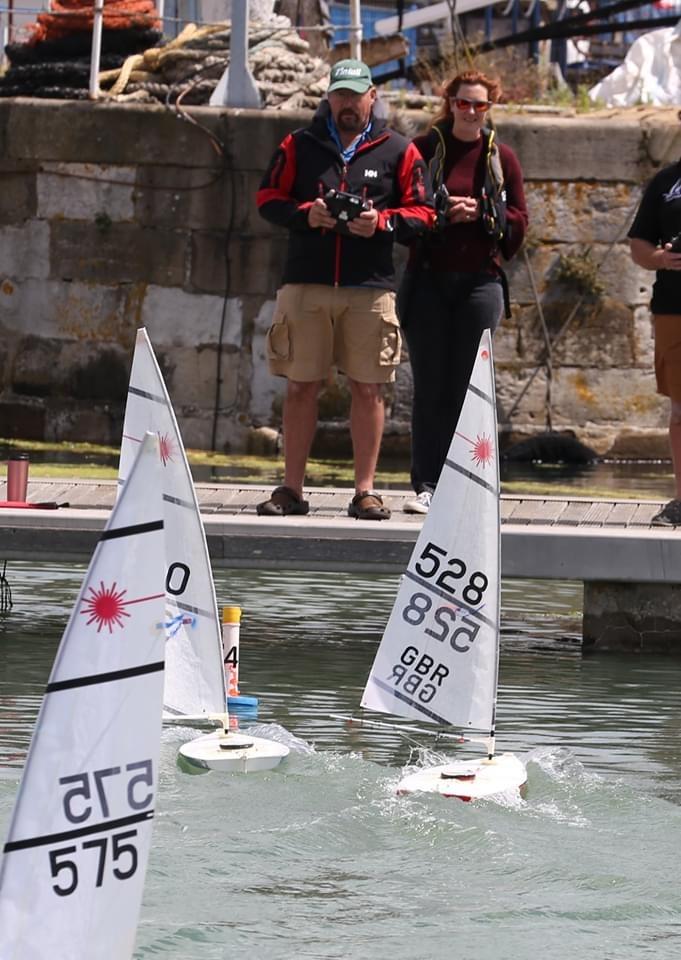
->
[327, 114, 373, 165]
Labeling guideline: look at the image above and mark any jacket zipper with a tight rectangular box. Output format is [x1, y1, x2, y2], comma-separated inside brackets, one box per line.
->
[334, 164, 348, 287]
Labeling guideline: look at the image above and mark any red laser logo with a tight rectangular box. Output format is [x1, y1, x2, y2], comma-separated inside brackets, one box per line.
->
[80, 581, 164, 634]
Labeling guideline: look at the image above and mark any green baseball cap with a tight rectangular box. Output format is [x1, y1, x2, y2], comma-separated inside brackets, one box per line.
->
[328, 59, 373, 94]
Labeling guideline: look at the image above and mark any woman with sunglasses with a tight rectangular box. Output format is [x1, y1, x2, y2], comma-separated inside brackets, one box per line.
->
[400, 70, 528, 514]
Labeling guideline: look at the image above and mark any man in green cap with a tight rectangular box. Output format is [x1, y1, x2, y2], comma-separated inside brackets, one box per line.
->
[256, 59, 434, 521]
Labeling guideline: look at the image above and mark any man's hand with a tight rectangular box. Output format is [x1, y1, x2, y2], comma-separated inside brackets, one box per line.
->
[308, 198, 337, 230]
[660, 243, 681, 271]
[347, 200, 379, 238]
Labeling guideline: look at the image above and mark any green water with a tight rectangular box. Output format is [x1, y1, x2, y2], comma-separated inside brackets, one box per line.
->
[1, 563, 681, 959]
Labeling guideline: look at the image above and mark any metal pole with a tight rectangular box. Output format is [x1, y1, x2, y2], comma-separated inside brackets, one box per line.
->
[88, 0, 104, 99]
[224, 0, 260, 108]
[1, 13, 8, 71]
[349, 0, 362, 59]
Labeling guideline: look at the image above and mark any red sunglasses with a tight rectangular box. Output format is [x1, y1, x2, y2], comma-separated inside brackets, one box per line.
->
[451, 96, 491, 113]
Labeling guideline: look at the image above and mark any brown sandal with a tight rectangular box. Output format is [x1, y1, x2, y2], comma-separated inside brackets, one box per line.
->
[348, 490, 391, 521]
[256, 485, 309, 517]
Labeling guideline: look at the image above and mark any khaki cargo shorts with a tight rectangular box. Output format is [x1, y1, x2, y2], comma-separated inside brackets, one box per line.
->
[654, 314, 681, 402]
[266, 283, 401, 383]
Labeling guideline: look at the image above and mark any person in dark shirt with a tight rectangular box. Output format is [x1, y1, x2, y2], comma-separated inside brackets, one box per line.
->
[400, 70, 528, 514]
[256, 59, 433, 521]
[629, 157, 681, 525]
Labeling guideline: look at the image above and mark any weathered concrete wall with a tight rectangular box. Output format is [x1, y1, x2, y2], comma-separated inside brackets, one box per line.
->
[1, 98, 680, 453]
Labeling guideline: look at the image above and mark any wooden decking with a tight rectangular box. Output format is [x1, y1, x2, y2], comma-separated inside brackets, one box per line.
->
[1, 479, 679, 582]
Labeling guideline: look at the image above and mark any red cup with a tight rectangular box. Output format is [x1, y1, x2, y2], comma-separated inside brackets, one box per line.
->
[7, 454, 29, 503]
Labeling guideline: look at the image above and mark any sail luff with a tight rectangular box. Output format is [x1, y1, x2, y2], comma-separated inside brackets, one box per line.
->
[361, 332, 500, 732]
[119, 328, 226, 718]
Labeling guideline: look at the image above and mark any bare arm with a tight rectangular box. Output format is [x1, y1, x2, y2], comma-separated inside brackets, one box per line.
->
[630, 237, 681, 272]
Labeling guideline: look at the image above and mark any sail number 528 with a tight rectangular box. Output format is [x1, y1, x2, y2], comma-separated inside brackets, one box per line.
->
[414, 541, 488, 605]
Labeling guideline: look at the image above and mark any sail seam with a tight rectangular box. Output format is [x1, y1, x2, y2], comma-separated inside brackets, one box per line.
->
[468, 383, 493, 405]
[163, 493, 196, 509]
[47, 661, 164, 693]
[444, 458, 497, 495]
[4, 810, 154, 852]
[369, 677, 450, 724]
[404, 571, 497, 630]
[128, 385, 166, 404]
[167, 599, 215, 619]
[100, 520, 164, 541]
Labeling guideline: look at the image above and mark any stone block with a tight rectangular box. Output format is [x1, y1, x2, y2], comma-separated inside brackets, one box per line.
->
[247, 426, 280, 455]
[526, 181, 640, 244]
[50, 222, 187, 286]
[222, 108, 311, 172]
[605, 427, 670, 459]
[0, 278, 137, 344]
[134, 165, 236, 232]
[12, 335, 63, 396]
[0, 162, 38, 224]
[44, 402, 122, 445]
[0, 399, 46, 439]
[37, 163, 136, 222]
[0, 221, 50, 279]
[584, 581, 681, 653]
[500, 115, 646, 182]
[155, 344, 240, 410]
[189, 232, 287, 297]
[3, 100, 219, 168]
[633, 306, 655, 367]
[249, 297, 285, 424]
[543, 298, 636, 368]
[57, 341, 130, 401]
[140, 286, 241, 347]
[543, 366, 662, 428]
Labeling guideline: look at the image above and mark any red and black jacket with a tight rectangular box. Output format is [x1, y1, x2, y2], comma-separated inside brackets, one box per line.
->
[257, 101, 434, 290]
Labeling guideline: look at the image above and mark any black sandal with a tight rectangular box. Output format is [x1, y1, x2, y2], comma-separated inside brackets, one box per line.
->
[256, 485, 309, 517]
[348, 490, 391, 521]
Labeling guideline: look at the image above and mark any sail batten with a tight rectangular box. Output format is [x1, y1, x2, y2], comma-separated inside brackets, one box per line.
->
[361, 332, 501, 732]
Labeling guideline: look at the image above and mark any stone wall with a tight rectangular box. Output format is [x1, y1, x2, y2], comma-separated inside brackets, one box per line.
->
[1, 98, 680, 455]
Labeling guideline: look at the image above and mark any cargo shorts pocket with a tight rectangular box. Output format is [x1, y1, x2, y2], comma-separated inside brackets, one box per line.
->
[379, 315, 402, 366]
[266, 312, 290, 362]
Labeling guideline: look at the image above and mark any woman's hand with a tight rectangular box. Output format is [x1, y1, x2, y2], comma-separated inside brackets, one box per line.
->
[447, 195, 480, 224]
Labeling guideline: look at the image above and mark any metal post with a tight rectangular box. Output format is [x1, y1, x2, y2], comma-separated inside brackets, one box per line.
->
[88, 0, 105, 99]
[223, 0, 260, 108]
[349, 0, 362, 59]
[1, 13, 8, 72]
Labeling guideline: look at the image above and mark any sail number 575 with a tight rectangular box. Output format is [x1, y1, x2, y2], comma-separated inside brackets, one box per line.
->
[414, 541, 488, 605]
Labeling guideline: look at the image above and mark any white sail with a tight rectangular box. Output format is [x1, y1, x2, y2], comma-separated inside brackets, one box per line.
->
[0, 433, 166, 960]
[362, 331, 500, 732]
[119, 328, 226, 718]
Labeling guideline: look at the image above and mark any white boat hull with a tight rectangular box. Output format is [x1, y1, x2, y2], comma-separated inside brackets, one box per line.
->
[397, 753, 526, 801]
[178, 731, 289, 773]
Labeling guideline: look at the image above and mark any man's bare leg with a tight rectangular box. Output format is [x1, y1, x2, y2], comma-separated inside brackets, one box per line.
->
[670, 400, 681, 499]
[348, 379, 384, 492]
[282, 379, 323, 497]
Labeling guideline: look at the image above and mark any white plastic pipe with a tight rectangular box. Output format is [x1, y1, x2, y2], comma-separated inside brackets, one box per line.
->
[88, 0, 104, 99]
